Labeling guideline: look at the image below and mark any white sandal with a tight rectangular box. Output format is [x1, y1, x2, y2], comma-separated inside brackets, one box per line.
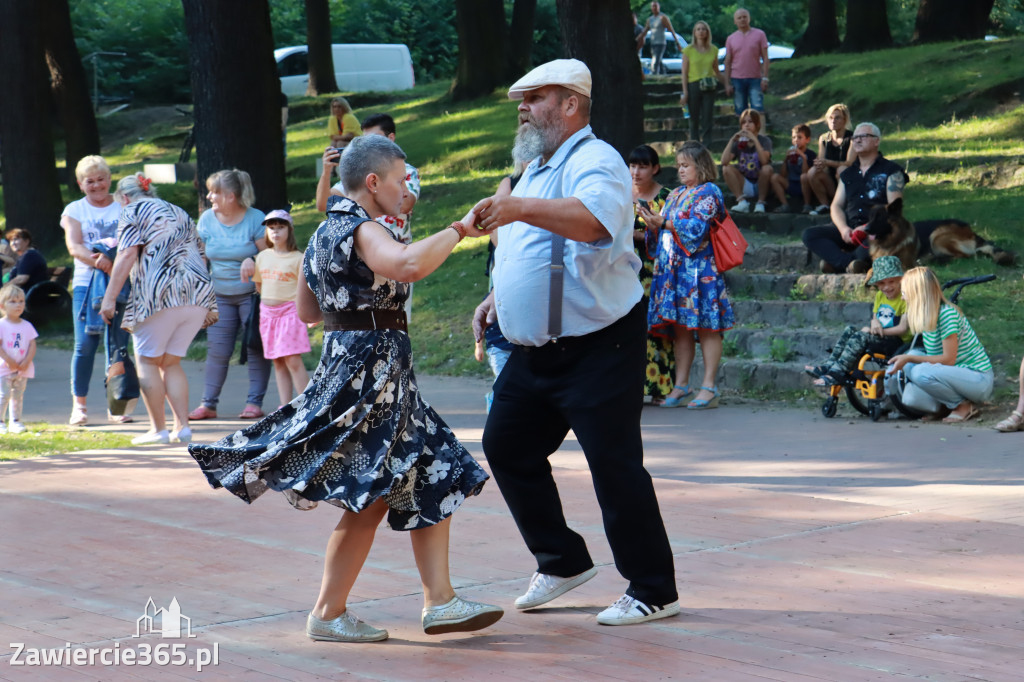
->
[994, 410, 1024, 432]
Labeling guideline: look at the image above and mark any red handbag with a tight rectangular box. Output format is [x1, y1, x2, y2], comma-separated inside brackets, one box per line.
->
[709, 211, 748, 272]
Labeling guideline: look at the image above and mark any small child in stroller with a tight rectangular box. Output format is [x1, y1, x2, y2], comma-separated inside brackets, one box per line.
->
[806, 255, 911, 387]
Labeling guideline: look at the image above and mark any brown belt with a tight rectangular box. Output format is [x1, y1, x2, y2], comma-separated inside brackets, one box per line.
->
[322, 309, 407, 332]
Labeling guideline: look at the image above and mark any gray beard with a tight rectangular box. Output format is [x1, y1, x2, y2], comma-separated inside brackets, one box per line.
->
[512, 123, 546, 166]
[512, 117, 567, 166]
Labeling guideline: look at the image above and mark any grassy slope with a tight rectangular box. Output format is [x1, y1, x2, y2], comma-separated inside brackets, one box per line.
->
[5, 37, 1023, 389]
[766, 38, 1024, 393]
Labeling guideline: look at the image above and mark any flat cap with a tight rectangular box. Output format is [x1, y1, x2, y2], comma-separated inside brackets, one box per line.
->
[508, 59, 592, 100]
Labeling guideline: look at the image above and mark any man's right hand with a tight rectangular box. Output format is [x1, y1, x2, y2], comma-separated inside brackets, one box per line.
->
[473, 291, 496, 343]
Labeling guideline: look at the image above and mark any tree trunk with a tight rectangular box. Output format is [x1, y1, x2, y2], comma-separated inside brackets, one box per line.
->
[451, 0, 508, 101]
[507, 0, 538, 80]
[0, 0, 65, 252]
[842, 0, 894, 52]
[794, 0, 840, 57]
[41, 0, 101, 194]
[913, 0, 996, 43]
[181, 0, 287, 214]
[305, 0, 338, 95]
[555, 0, 642, 160]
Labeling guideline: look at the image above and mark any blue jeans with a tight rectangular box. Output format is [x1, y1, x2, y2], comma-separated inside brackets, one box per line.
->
[731, 77, 764, 115]
[903, 364, 994, 412]
[70, 285, 130, 398]
[200, 292, 270, 409]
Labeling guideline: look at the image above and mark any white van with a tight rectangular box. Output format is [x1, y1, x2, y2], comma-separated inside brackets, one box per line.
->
[276, 44, 415, 97]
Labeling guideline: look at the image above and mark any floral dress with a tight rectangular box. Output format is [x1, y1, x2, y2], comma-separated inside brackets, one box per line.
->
[634, 186, 675, 400]
[647, 182, 735, 335]
[188, 198, 488, 530]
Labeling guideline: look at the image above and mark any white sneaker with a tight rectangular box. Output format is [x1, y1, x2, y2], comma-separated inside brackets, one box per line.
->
[732, 199, 751, 213]
[596, 594, 680, 626]
[754, 202, 766, 213]
[514, 567, 598, 610]
[69, 407, 88, 426]
[132, 430, 170, 445]
[810, 204, 830, 216]
[170, 427, 193, 443]
[8, 421, 26, 434]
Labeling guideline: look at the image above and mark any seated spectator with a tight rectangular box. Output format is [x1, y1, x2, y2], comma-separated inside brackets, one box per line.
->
[720, 108, 773, 213]
[807, 103, 855, 215]
[806, 256, 910, 387]
[3, 229, 48, 291]
[887, 267, 993, 424]
[801, 122, 907, 274]
[770, 124, 816, 213]
[327, 97, 362, 148]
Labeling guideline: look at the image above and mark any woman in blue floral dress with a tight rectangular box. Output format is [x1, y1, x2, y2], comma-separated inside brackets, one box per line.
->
[189, 135, 502, 643]
[638, 141, 735, 410]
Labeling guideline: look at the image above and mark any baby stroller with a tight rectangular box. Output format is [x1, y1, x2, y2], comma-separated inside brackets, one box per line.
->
[820, 274, 995, 421]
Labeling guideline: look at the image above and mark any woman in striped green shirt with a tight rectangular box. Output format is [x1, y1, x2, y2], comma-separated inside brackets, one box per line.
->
[887, 267, 993, 423]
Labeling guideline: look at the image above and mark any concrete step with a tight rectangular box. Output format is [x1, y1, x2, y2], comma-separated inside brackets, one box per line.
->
[724, 271, 801, 298]
[731, 211, 822, 237]
[794, 273, 871, 299]
[740, 242, 813, 272]
[725, 327, 842, 363]
[731, 299, 872, 327]
[643, 79, 683, 97]
[643, 104, 734, 122]
[679, 356, 820, 394]
[719, 358, 817, 393]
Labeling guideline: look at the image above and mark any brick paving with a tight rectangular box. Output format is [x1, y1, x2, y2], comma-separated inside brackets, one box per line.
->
[2, 348, 1022, 680]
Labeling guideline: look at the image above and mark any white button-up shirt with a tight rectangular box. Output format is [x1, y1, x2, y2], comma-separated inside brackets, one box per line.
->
[492, 126, 642, 347]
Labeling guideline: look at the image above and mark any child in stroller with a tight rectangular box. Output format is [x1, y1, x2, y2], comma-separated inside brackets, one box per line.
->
[806, 255, 912, 388]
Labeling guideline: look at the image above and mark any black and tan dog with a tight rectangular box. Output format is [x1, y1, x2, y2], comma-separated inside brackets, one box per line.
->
[861, 198, 1017, 272]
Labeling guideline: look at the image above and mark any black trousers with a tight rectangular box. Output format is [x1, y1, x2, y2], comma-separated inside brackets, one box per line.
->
[802, 223, 869, 271]
[482, 301, 678, 606]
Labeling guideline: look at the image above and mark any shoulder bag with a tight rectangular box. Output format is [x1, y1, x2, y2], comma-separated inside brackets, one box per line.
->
[709, 211, 748, 272]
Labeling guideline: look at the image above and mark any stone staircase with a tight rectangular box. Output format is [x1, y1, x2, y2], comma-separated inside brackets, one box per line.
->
[719, 215, 872, 394]
[640, 79, 875, 397]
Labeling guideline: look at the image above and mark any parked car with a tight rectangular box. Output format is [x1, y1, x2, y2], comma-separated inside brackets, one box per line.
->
[639, 31, 687, 74]
[276, 44, 415, 97]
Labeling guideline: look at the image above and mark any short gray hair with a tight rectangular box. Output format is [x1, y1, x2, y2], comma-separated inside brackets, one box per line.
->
[854, 121, 881, 140]
[339, 135, 407, 195]
[114, 173, 159, 202]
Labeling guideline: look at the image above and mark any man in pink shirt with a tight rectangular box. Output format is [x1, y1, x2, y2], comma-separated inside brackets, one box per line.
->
[723, 8, 769, 115]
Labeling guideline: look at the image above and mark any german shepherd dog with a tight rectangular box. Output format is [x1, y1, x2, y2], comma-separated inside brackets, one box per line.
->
[862, 198, 1017, 272]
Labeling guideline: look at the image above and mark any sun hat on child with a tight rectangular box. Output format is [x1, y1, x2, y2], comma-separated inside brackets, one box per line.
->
[262, 209, 293, 226]
[866, 255, 904, 285]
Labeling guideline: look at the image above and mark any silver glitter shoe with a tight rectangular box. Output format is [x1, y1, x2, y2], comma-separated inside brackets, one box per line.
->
[306, 610, 388, 642]
[422, 595, 504, 635]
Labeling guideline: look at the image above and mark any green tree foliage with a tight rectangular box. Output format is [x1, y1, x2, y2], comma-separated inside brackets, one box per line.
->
[69, 0, 190, 103]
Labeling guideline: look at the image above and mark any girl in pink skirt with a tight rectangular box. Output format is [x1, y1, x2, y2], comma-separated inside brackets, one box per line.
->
[254, 210, 311, 408]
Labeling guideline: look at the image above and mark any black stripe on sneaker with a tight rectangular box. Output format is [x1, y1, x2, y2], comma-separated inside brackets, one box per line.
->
[636, 603, 653, 616]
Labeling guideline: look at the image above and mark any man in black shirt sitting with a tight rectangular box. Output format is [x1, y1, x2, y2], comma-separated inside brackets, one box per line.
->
[802, 122, 907, 274]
